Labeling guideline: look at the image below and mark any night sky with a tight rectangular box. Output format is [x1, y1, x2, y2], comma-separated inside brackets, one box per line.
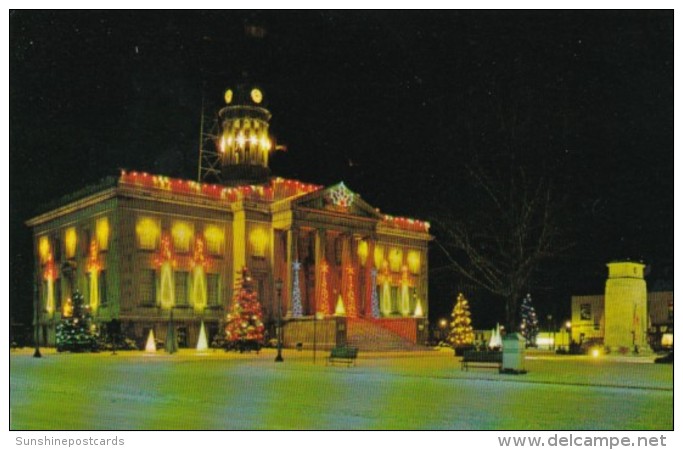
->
[9, 11, 673, 328]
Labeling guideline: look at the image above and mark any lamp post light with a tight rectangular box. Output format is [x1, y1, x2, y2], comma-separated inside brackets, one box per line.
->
[565, 321, 572, 351]
[165, 305, 177, 354]
[275, 278, 284, 362]
[33, 272, 42, 358]
[439, 318, 448, 341]
[313, 309, 317, 364]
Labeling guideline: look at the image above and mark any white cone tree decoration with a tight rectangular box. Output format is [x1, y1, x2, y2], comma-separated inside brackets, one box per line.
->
[334, 293, 346, 316]
[145, 329, 156, 353]
[196, 320, 208, 351]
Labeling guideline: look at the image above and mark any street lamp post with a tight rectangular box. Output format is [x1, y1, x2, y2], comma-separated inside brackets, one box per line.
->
[565, 321, 572, 351]
[547, 314, 554, 350]
[33, 272, 42, 358]
[313, 309, 317, 364]
[275, 278, 284, 362]
[439, 318, 448, 342]
[165, 306, 177, 354]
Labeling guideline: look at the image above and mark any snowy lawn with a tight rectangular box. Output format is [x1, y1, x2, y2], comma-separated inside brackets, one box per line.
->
[10, 347, 672, 430]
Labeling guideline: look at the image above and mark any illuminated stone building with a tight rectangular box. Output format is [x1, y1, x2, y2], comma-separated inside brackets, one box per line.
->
[26, 86, 432, 349]
[570, 261, 673, 352]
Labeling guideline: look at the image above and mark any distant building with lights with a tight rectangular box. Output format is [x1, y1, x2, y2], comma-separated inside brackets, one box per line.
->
[570, 261, 673, 353]
[26, 85, 432, 350]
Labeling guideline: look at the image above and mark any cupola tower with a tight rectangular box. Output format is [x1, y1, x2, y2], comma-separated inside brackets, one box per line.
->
[216, 85, 273, 186]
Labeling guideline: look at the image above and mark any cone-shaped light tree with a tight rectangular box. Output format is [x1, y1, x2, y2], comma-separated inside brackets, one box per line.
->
[448, 293, 475, 348]
[519, 293, 539, 347]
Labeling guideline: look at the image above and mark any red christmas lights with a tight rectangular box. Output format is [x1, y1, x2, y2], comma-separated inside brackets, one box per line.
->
[86, 240, 101, 273]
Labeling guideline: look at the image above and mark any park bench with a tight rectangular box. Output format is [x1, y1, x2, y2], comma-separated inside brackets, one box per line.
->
[461, 350, 502, 371]
[327, 346, 359, 367]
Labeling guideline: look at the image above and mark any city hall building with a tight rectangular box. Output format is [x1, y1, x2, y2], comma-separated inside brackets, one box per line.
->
[26, 86, 432, 350]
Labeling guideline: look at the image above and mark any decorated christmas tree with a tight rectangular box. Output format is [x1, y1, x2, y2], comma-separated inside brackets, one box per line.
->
[56, 290, 99, 352]
[225, 267, 265, 348]
[519, 293, 539, 347]
[448, 293, 475, 348]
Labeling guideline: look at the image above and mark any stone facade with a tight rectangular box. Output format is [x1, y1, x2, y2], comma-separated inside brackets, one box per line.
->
[26, 173, 432, 348]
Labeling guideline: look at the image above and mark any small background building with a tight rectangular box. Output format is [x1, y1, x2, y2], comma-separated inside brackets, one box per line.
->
[570, 261, 673, 352]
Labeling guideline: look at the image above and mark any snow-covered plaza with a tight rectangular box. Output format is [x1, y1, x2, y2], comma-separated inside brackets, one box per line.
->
[10, 348, 672, 430]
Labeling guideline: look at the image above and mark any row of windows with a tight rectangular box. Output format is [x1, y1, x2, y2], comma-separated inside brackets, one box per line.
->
[43, 271, 107, 312]
[138, 269, 220, 307]
[378, 286, 420, 317]
[357, 242, 422, 274]
[136, 218, 225, 255]
[38, 217, 110, 263]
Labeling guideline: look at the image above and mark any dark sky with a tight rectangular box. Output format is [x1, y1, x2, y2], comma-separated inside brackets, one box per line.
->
[9, 11, 673, 328]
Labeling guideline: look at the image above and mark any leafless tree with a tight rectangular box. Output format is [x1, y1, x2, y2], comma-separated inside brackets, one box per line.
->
[433, 162, 566, 330]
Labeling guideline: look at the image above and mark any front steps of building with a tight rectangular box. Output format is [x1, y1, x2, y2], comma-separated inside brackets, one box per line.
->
[346, 319, 431, 352]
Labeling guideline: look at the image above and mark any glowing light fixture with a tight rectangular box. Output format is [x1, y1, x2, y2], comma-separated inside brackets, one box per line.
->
[38, 236, 50, 263]
[357, 241, 368, 266]
[65, 227, 77, 258]
[136, 217, 160, 250]
[407, 250, 421, 274]
[96, 217, 110, 251]
[86, 240, 101, 312]
[374, 245, 384, 269]
[389, 248, 403, 272]
[62, 298, 73, 318]
[192, 266, 207, 310]
[43, 254, 56, 314]
[171, 221, 193, 252]
[251, 88, 263, 103]
[249, 228, 268, 257]
[260, 135, 271, 151]
[159, 262, 175, 309]
[400, 265, 411, 316]
[204, 225, 224, 255]
[381, 279, 391, 316]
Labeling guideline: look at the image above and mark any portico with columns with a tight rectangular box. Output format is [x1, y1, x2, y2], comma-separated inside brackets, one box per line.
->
[270, 182, 431, 345]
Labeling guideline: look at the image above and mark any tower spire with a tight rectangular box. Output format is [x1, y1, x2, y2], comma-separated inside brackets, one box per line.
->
[215, 85, 273, 186]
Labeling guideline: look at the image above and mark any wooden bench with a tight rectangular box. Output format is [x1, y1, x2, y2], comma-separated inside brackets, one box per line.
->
[327, 346, 359, 367]
[461, 350, 502, 371]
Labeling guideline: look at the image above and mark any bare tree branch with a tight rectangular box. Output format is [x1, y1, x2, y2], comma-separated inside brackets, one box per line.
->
[432, 164, 565, 329]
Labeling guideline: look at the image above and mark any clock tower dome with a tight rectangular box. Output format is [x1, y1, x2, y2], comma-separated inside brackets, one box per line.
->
[216, 84, 273, 186]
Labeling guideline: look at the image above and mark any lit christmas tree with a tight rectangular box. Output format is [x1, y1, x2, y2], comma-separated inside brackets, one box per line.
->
[56, 290, 99, 352]
[519, 293, 539, 347]
[448, 293, 474, 348]
[225, 267, 265, 350]
[291, 261, 303, 318]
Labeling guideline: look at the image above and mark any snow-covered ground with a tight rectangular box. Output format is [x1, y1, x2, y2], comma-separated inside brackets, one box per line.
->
[9, 347, 672, 430]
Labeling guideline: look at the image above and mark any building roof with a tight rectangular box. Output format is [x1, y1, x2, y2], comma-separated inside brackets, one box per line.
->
[27, 170, 431, 234]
